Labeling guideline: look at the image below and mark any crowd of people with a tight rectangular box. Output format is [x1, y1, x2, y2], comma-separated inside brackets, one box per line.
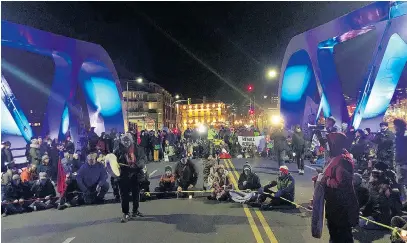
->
[2, 117, 407, 242]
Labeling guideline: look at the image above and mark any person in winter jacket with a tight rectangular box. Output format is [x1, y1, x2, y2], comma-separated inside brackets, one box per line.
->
[76, 153, 109, 204]
[322, 149, 359, 243]
[260, 165, 295, 210]
[155, 166, 176, 198]
[238, 162, 261, 190]
[37, 155, 52, 176]
[292, 125, 306, 175]
[164, 140, 176, 162]
[1, 141, 13, 173]
[2, 174, 32, 216]
[57, 173, 83, 210]
[29, 172, 57, 211]
[20, 165, 37, 184]
[393, 119, 407, 202]
[208, 165, 232, 201]
[174, 155, 198, 194]
[203, 157, 217, 190]
[373, 122, 395, 169]
[29, 139, 41, 166]
[270, 127, 288, 166]
[351, 129, 370, 173]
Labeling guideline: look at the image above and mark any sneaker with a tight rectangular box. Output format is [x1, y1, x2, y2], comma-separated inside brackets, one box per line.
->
[132, 211, 144, 218]
[299, 170, 304, 175]
[121, 214, 130, 223]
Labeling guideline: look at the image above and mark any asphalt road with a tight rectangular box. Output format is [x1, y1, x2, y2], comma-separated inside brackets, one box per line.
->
[1, 158, 391, 243]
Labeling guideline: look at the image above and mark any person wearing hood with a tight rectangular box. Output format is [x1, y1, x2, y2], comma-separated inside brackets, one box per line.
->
[58, 173, 83, 210]
[292, 125, 306, 175]
[174, 154, 198, 195]
[37, 155, 52, 176]
[2, 174, 32, 216]
[1, 141, 13, 173]
[115, 133, 146, 222]
[394, 119, 407, 202]
[155, 165, 176, 198]
[29, 172, 57, 211]
[208, 165, 232, 201]
[1, 161, 17, 187]
[260, 165, 295, 210]
[29, 139, 41, 166]
[238, 162, 261, 191]
[76, 153, 109, 204]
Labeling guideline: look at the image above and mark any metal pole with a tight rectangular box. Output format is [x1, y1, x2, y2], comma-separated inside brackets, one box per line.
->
[126, 81, 129, 131]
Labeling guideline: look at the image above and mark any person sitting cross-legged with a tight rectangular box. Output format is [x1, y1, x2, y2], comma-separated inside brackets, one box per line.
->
[29, 172, 57, 211]
[174, 154, 198, 197]
[57, 173, 83, 210]
[155, 165, 176, 198]
[2, 174, 32, 216]
[76, 154, 109, 204]
[260, 165, 296, 210]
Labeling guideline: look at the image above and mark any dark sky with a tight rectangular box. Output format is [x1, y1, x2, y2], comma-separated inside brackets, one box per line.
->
[2, 1, 370, 104]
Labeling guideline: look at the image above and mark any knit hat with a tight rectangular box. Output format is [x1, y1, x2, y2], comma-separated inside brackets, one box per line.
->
[12, 174, 20, 180]
[42, 155, 49, 161]
[279, 165, 289, 175]
[39, 172, 47, 180]
[165, 165, 172, 172]
[243, 162, 252, 172]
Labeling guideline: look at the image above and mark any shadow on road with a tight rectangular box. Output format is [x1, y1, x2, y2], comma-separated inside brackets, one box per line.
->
[1, 218, 118, 242]
[352, 227, 389, 243]
[137, 213, 248, 233]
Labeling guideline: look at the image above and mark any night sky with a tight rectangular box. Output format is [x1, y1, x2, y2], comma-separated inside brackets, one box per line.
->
[2, 1, 370, 104]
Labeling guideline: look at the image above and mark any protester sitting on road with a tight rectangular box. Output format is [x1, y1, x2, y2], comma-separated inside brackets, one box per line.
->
[260, 165, 296, 210]
[76, 154, 109, 204]
[72, 151, 83, 173]
[2, 174, 32, 216]
[140, 165, 151, 202]
[155, 166, 176, 198]
[390, 216, 407, 243]
[360, 169, 401, 230]
[174, 155, 198, 197]
[237, 162, 261, 191]
[208, 165, 232, 201]
[29, 172, 57, 211]
[2, 161, 17, 186]
[353, 173, 369, 209]
[20, 165, 37, 184]
[58, 173, 83, 210]
[37, 155, 52, 176]
[61, 152, 73, 175]
[203, 157, 216, 190]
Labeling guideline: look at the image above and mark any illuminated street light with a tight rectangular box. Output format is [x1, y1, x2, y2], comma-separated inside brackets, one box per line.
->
[136, 77, 143, 83]
[267, 69, 277, 79]
[271, 115, 283, 126]
[264, 95, 268, 99]
[175, 94, 180, 99]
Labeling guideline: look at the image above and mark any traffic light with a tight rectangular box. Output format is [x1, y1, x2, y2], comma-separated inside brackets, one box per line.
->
[249, 109, 254, 115]
[247, 85, 253, 92]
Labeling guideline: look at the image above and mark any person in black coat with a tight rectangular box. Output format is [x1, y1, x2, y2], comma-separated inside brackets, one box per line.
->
[174, 155, 198, 195]
[29, 172, 57, 211]
[2, 174, 32, 216]
[270, 127, 288, 167]
[115, 133, 146, 222]
[238, 163, 261, 190]
[1, 141, 13, 173]
[351, 129, 370, 173]
[373, 122, 395, 169]
[292, 125, 306, 175]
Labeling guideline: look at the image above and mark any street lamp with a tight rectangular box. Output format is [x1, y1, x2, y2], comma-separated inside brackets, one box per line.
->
[263, 95, 268, 99]
[266, 69, 278, 79]
[175, 94, 180, 99]
[136, 77, 143, 83]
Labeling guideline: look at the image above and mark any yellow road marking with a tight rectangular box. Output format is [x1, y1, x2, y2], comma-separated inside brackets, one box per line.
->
[226, 159, 279, 243]
[223, 159, 264, 243]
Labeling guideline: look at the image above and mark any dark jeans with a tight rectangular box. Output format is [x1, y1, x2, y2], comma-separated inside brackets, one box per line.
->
[83, 181, 109, 204]
[111, 177, 120, 199]
[275, 150, 286, 167]
[3, 201, 31, 215]
[327, 221, 354, 243]
[29, 199, 57, 210]
[118, 174, 140, 214]
[295, 152, 304, 170]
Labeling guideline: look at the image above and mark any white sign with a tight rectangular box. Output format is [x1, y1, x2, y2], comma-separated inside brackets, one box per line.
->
[238, 136, 265, 148]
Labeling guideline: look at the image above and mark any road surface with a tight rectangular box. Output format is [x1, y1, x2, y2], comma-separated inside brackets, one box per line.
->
[2, 158, 390, 243]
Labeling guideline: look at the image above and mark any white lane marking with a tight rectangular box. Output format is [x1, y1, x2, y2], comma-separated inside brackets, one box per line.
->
[62, 237, 75, 243]
[304, 165, 317, 171]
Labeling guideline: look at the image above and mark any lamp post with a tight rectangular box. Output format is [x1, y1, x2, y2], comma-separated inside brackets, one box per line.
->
[170, 99, 187, 129]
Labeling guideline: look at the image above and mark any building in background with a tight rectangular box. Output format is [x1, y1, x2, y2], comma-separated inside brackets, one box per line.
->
[123, 82, 176, 130]
[178, 102, 227, 130]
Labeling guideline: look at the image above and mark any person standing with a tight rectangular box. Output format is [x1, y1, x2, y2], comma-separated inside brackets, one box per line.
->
[394, 119, 407, 202]
[373, 122, 395, 169]
[1, 141, 13, 173]
[115, 133, 146, 222]
[292, 125, 306, 175]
